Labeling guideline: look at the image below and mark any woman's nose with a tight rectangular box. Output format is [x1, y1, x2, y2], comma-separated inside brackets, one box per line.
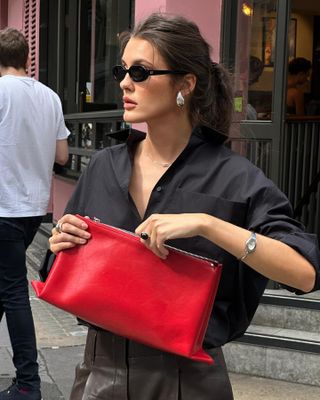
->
[120, 72, 133, 90]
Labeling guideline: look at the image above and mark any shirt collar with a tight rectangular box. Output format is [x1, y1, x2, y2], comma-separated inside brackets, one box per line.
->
[110, 125, 227, 150]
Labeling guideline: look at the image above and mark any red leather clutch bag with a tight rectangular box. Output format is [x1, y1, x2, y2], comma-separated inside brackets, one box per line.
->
[32, 215, 222, 364]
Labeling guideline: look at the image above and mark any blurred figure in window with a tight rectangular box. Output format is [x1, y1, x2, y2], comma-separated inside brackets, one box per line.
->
[287, 57, 311, 115]
[247, 56, 264, 120]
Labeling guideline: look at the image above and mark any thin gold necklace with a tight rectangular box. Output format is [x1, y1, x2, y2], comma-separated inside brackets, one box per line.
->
[145, 152, 173, 168]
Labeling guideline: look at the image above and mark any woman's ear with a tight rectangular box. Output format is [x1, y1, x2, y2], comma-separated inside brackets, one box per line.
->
[181, 73, 197, 96]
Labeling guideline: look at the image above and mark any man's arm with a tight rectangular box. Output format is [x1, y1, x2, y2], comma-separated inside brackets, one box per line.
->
[55, 139, 69, 165]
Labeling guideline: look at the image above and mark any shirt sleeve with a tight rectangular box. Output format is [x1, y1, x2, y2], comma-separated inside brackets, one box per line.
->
[245, 170, 320, 294]
[56, 114, 70, 140]
[0, 85, 5, 120]
[54, 94, 70, 140]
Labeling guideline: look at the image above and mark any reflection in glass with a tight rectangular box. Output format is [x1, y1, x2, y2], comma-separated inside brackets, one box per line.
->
[82, 0, 132, 112]
[233, 0, 277, 122]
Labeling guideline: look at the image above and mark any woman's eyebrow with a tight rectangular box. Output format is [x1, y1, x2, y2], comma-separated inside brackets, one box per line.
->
[121, 58, 154, 67]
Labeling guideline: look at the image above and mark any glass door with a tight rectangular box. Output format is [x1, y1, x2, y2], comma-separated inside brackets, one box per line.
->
[222, 0, 291, 184]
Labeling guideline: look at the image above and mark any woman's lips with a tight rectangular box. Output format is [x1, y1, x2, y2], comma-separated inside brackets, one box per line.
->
[123, 97, 137, 109]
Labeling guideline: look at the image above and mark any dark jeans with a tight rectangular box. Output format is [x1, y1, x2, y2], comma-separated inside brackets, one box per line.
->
[0, 216, 42, 390]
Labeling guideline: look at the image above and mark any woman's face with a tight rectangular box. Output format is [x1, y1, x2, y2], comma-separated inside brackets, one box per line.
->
[119, 37, 180, 124]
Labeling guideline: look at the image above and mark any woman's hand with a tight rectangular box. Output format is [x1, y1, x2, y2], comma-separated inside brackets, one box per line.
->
[137, 212, 316, 292]
[135, 213, 207, 259]
[49, 214, 91, 254]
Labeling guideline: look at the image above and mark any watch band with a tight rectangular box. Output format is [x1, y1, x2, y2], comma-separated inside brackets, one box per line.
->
[239, 232, 257, 261]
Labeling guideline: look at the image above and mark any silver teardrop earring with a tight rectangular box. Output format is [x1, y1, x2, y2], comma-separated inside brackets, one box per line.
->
[176, 91, 185, 108]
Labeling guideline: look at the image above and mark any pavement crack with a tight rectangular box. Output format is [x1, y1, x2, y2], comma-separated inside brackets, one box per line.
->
[38, 349, 65, 399]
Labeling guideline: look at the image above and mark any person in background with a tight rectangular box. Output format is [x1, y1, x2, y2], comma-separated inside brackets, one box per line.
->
[48, 13, 319, 400]
[246, 55, 264, 120]
[0, 28, 70, 400]
[287, 57, 312, 115]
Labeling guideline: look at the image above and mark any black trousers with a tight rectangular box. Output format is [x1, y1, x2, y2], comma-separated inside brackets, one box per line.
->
[0, 216, 42, 390]
[70, 328, 234, 400]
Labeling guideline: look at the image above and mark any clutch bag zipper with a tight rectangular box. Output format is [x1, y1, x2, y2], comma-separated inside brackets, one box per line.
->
[91, 216, 219, 267]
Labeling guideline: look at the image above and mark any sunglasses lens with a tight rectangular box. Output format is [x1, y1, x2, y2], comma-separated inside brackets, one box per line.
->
[129, 66, 148, 82]
[112, 65, 150, 82]
[112, 66, 126, 82]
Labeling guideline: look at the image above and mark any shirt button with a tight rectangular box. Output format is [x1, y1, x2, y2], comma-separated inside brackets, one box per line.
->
[156, 186, 162, 192]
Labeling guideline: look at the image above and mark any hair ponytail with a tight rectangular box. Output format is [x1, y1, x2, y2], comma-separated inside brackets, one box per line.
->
[195, 61, 234, 135]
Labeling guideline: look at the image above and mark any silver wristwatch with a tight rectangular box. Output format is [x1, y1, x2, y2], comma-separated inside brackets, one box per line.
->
[239, 232, 257, 261]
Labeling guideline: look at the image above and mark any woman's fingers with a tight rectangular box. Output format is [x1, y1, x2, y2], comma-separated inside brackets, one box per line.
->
[55, 221, 91, 239]
[49, 231, 88, 245]
[49, 241, 77, 254]
[49, 214, 91, 254]
[49, 234, 88, 254]
[55, 214, 90, 235]
[135, 215, 170, 259]
[149, 229, 169, 258]
[135, 213, 205, 258]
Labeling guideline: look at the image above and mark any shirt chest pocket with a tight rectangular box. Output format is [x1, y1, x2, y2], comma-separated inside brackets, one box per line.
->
[166, 188, 248, 228]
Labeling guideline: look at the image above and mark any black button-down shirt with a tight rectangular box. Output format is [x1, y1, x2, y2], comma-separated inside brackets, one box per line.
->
[66, 126, 320, 347]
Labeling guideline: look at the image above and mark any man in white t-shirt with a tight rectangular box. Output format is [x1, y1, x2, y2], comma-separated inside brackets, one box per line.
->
[0, 28, 70, 400]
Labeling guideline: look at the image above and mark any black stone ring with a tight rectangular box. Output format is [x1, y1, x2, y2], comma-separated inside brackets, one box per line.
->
[140, 232, 149, 240]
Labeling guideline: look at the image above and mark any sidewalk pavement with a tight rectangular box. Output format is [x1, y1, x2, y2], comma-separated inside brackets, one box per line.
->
[1, 230, 320, 399]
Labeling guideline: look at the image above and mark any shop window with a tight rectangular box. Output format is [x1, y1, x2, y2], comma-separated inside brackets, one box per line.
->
[42, 0, 133, 178]
[50, 0, 134, 113]
[222, 0, 279, 178]
[281, 0, 320, 252]
[231, 0, 277, 122]
[232, 0, 320, 121]
[78, 0, 133, 113]
[286, 1, 320, 117]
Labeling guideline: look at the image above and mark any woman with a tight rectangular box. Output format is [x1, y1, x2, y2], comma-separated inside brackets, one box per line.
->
[49, 13, 319, 400]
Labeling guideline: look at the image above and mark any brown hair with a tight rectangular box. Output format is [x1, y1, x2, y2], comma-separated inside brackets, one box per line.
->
[0, 27, 29, 70]
[288, 57, 311, 75]
[249, 56, 264, 85]
[119, 13, 234, 136]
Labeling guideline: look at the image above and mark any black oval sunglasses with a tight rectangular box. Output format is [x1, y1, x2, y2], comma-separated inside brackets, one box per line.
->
[112, 65, 188, 83]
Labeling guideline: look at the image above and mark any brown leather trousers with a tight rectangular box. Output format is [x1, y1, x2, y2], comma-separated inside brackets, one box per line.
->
[69, 328, 234, 400]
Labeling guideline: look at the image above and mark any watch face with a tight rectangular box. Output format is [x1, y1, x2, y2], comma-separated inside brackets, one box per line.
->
[247, 237, 256, 252]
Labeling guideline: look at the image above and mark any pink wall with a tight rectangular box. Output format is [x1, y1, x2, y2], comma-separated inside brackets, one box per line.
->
[52, 176, 77, 223]
[0, 0, 23, 30]
[135, 0, 223, 60]
[135, 0, 166, 21]
[7, 0, 23, 29]
[133, 0, 223, 134]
